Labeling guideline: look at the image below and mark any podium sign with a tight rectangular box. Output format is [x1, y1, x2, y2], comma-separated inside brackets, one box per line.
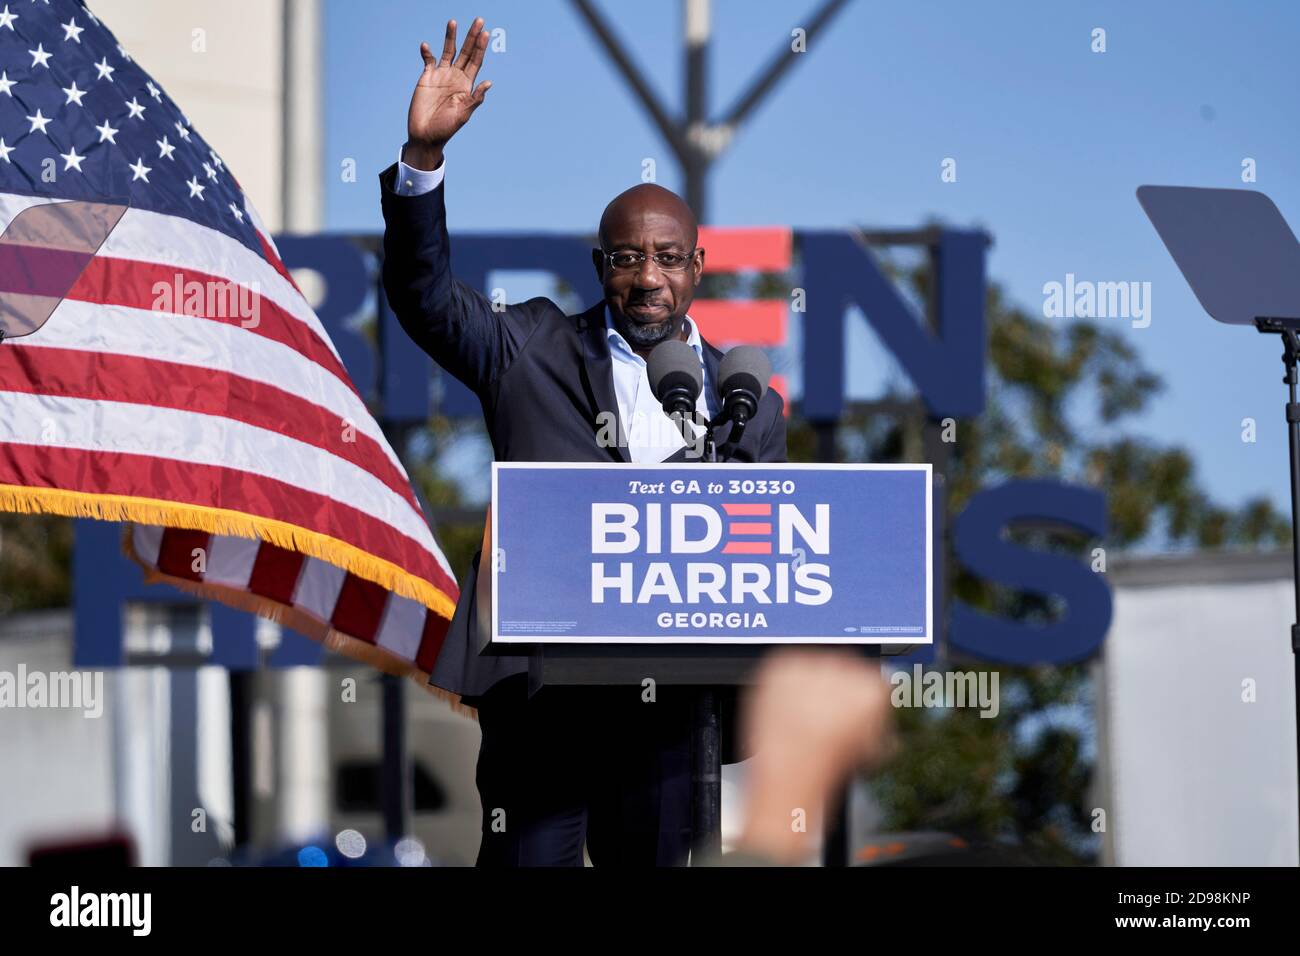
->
[490, 462, 932, 645]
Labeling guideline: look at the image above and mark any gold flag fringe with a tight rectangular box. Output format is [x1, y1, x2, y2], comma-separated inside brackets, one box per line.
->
[0, 483, 457, 618]
[0, 482, 476, 722]
[121, 530, 479, 722]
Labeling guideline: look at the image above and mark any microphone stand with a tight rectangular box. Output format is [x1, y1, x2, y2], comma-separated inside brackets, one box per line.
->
[670, 396, 758, 860]
[676, 399, 754, 860]
[666, 403, 724, 860]
[695, 414, 722, 861]
[714, 394, 754, 462]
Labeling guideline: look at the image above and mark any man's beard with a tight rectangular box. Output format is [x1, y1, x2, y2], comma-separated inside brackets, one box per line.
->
[620, 313, 678, 348]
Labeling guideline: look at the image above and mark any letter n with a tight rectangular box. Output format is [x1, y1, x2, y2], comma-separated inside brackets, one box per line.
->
[800, 230, 987, 422]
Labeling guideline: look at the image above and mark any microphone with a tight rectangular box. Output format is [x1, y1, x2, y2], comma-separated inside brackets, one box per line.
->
[648, 338, 703, 418]
[716, 346, 771, 438]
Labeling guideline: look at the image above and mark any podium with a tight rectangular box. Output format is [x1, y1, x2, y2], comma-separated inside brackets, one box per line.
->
[476, 461, 934, 860]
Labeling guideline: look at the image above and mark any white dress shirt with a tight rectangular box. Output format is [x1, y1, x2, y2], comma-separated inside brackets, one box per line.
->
[392, 148, 718, 461]
[604, 305, 715, 462]
[393, 145, 447, 194]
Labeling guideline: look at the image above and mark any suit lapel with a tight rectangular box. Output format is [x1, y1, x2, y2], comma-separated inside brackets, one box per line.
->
[577, 301, 630, 462]
[700, 336, 734, 449]
[577, 307, 735, 463]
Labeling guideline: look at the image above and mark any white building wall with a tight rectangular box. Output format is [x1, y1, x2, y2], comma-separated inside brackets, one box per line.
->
[1101, 552, 1299, 866]
[0, 619, 117, 866]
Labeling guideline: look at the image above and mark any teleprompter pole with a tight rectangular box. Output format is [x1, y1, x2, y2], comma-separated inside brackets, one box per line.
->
[1255, 316, 1300, 861]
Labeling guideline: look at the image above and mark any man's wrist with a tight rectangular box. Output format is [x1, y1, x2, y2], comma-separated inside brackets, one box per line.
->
[401, 141, 445, 172]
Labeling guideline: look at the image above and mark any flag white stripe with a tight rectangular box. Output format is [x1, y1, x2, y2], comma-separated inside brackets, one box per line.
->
[0, 390, 443, 561]
[376, 592, 427, 660]
[0, 194, 341, 367]
[0, 192, 67, 227]
[204, 534, 261, 588]
[107, 206, 340, 363]
[293, 557, 348, 622]
[9, 299, 407, 478]
[132, 524, 164, 566]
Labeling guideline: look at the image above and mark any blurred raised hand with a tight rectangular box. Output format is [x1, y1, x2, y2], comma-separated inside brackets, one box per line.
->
[734, 648, 896, 865]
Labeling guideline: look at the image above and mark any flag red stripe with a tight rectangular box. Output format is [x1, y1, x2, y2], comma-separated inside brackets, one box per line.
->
[330, 574, 387, 643]
[0, 346, 423, 517]
[0, 442, 458, 600]
[66, 255, 357, 400]
[247, 543, 307, 604]
[157, 528, 212, 581]
[0, 244, 94, 297]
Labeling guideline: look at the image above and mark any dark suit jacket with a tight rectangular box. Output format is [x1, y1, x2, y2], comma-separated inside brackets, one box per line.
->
[378, 162, 788, 709]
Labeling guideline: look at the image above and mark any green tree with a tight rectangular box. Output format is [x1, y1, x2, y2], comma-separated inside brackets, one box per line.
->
[0, 514, 72, 613]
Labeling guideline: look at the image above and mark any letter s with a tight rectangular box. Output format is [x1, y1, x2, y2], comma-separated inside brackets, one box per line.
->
[949, 480, 1112, 664]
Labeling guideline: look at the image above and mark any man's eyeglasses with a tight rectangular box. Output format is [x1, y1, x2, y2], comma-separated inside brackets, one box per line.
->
[599, 249, 700, 273]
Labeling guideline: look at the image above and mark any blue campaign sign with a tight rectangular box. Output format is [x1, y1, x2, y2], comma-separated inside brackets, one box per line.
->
[491, 463, 932, 645]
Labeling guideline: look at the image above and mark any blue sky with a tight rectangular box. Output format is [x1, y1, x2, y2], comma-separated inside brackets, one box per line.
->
[325, 0, 1300, 517]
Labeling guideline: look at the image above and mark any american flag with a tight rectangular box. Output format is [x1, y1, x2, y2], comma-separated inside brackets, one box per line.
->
[0, 0, 461, 698]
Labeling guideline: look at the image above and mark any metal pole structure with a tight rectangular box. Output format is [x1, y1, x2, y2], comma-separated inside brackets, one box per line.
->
[683, 0, 710, 222]
[1282, 334, 1300, 865]
[229, 670, 255, 850]
[380, 674, 409, 841]
[378, 424, 417, 845]
[281, 0, 324, 233]
[691, 686, 722, 860]
[1255, 317, 1300, 861]
[570, 0, 854, 223]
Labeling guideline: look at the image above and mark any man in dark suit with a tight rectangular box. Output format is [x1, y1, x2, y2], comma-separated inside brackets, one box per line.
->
[379, 17, 787, 866]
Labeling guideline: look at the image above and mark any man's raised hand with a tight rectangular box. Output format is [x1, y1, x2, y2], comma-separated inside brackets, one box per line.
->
[404, 17, 492, 170]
